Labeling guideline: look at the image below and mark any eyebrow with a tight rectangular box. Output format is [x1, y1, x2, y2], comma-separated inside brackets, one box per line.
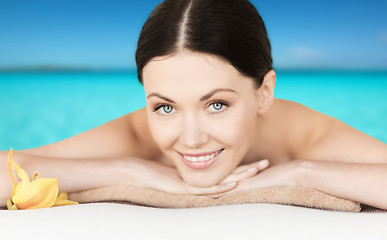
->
[199, 88, 238, 101]
[147, 93, 175, 103]
[146, 88, 238, 103]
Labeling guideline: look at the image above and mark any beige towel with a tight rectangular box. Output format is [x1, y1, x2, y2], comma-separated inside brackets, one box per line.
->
[69, 185, 361, 212]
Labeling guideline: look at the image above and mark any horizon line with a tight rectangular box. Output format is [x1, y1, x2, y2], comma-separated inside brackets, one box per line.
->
[1, 65, 387, 72]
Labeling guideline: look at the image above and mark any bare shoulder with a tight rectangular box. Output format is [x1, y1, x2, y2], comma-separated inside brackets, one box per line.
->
[17, 107, 163, 160]
[273, 99, 387, 163]
[266, 98, 333, 160]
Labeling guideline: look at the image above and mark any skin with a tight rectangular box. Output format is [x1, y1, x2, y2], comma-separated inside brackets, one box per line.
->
[143, 49, 264, 187]
[1, 49, 387, 209]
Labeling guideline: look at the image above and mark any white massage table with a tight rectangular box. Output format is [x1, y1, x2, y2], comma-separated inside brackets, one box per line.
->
[1, 203, 386, 240]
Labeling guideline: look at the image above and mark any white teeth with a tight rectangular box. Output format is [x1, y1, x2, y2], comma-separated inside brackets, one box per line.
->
[182, 149, 223, 162]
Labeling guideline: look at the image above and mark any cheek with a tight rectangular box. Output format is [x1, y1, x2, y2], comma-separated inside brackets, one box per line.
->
[210, 108, 255, 147]
[147, 116, 180, 149]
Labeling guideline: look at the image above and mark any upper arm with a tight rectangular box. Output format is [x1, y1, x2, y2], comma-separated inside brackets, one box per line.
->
[296, 116, 387, 164]
[16, 107, 162, 160]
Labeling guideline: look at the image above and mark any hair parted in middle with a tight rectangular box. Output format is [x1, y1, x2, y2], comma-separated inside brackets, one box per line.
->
[135, 0, 273, 88]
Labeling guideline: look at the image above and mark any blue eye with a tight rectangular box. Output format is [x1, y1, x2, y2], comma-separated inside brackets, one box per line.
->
[153, 104, 174, 115]
[213, 102, 223, 110]
[209, 101, 227, 113]
[162, 105, 173, 113]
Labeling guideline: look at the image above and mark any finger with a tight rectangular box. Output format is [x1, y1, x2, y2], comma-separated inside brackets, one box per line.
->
[206, 193, 224, 199]
[232, 159, 269, 173]
[187, 181, 238, 195]
[255, 159, 270, 169]
[205, 187, 242, 199]
[219, 159, 269, 184]
[219, 166, 259, 184]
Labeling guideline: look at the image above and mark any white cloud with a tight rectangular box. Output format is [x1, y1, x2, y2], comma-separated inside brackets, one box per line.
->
[290, 46, 324, 60]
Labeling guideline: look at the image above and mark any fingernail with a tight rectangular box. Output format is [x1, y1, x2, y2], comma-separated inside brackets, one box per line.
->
[225, 182, 236, 186]
[257, 159, 269, 167]
[246, 167, 257, 172]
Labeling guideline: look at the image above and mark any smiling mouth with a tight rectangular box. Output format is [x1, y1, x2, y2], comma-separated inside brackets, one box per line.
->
[179, 148, 224, 163]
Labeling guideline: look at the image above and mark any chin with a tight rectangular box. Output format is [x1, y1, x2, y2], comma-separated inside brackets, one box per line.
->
[185, 179, 215, 188]
[179, 170, 227, 188]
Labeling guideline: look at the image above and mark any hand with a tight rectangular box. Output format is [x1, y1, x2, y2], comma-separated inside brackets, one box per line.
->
[218, 159, 270, 185]
[203, 159, 302, 199]
[126, 157, 239, 196]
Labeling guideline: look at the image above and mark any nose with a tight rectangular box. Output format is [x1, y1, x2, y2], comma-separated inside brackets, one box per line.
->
[179, 113, 209, 148]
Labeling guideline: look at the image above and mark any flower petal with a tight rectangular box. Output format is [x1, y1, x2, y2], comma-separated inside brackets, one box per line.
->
[53, 192, 79, 206]
[33, 172, 41, 180]
[53, 199, 79, 207]
[8, 148, 17, 197]
[7, 199, 18, 210]
[12, 178, 58, 209]
[11, 159, 30, 184]
[7, 198, 13, 209]
[8, 148, 31, 198]
[57, 192, 68, 200]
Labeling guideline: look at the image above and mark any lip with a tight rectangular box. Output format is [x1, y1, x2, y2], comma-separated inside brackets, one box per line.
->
[178, 149, 224, 170]
[179, 149, 221, 157]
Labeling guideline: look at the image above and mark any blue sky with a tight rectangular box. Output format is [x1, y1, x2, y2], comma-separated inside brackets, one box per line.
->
[0, 0, 386, 70]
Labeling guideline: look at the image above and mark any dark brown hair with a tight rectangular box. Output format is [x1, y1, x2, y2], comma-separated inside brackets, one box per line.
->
[135, 0, 273, 88]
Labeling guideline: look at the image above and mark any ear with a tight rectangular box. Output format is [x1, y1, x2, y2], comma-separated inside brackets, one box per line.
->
[256, 70, 276, 115]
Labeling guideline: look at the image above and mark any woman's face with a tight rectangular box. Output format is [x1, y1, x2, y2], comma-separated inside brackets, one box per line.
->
[143, 50, 262, 187]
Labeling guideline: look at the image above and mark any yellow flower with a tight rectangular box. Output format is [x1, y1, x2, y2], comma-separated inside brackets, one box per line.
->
[7, 147, 78, 210]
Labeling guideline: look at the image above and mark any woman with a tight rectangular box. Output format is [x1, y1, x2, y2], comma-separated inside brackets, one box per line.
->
[1, 0, 387, 209]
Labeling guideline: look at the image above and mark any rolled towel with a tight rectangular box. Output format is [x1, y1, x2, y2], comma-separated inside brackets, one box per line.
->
[69, 185, 361, 212]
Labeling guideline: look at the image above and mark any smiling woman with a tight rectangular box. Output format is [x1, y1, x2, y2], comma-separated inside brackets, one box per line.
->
[143, 50, 264, 187]
[1, 0, 387, 210]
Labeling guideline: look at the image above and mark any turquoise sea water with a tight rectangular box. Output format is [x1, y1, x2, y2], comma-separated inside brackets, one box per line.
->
[0, 70, 386, 150]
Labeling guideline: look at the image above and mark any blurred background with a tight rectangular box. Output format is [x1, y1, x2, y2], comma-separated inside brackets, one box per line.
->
[0, 0, 386, 150]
